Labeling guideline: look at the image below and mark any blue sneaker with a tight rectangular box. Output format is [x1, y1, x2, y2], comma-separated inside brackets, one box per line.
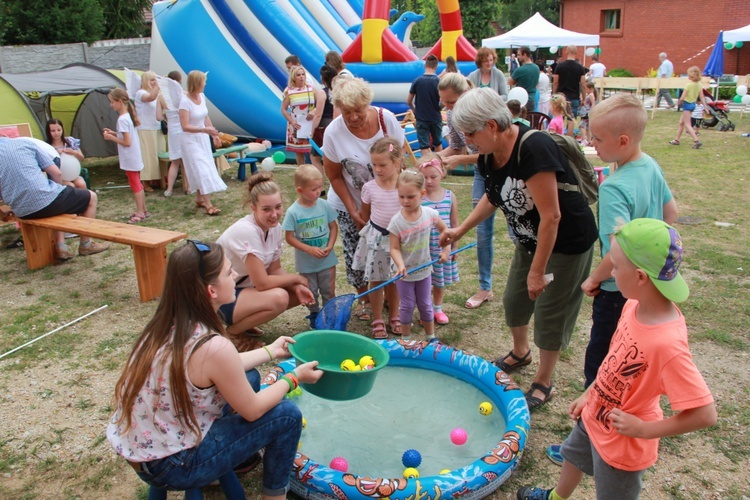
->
[305, 312, 318, 330]
[517, 486, 551, 500]
[546, 444, 564, 466]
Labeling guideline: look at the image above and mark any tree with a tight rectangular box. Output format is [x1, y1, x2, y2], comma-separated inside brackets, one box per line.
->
[497, 0, 559, 31]
[412, 0, 501, 48]
[2, 0, 104, 45]
[99, 0, 152, 39]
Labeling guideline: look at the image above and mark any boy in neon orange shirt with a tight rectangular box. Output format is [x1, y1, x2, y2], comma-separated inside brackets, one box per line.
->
[518, 219, 716, 500]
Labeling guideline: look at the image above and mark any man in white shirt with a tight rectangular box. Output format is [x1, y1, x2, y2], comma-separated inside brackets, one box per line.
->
[587, 55, 607, 80]
[656, 52, 675, 109]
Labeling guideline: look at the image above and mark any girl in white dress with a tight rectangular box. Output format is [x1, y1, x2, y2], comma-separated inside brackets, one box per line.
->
[134, 71, 166, 191]
[179, 71, 227, 216]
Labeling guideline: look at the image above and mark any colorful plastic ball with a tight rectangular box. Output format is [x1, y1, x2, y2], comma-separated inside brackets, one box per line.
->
[450, 428, 468, 446]
[272, 151, 286, 164]
[340, 359, 356, 371]
[329, 457, 349, 472]
[260, 157, 275, 172]
[301, 417, 307, 430]
[351, 365, 362, 371]
[359, 355, 374, 367]
[479, 402, 494, 416]
[401, 449, 422, 468]
[439, 469, 451, 475]
[403, 467, 420, 479]
[737, 85, 748, 96]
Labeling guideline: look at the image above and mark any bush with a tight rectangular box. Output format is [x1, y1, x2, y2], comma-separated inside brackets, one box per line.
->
[607, 68, 635, 78]
[718, 86, 737, 100]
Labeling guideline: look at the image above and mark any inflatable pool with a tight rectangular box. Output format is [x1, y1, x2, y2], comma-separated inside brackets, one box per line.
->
[260, 339, 530, 499]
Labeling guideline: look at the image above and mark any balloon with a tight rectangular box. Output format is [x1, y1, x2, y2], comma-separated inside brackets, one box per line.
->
[272, 151, 286, 164]
[736, 85, 748, 96]
[594, 47, 602, 55]
[529, 45, 538, 52]
[736, 41, 744, 49]
[549, 46, 558, 54]
[584, 47, 595, 57]
[507, 87, 529, 107]
[260, 157, 276, 171]
[724, 42, 735, 50]
[60, 154, 81, 181]
[733, 94, 743, 103]
[742, 95, 750, 106]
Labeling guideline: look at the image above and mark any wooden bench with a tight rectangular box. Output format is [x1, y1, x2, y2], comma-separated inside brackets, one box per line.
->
[17, 215, 186, 302]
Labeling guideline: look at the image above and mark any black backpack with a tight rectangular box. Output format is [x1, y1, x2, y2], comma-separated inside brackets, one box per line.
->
[517, 129, 599, 205]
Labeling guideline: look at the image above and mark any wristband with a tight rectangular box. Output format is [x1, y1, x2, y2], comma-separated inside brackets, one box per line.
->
[287, 372, 299, 389]
[262, 345, 274, 361]
[281, 376, 294, 393]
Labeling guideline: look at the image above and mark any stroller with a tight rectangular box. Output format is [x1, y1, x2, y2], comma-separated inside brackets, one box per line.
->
[700, 89, 735, 131]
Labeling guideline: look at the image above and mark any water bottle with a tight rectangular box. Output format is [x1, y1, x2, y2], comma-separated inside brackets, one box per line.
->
[742, 133, 750, 137]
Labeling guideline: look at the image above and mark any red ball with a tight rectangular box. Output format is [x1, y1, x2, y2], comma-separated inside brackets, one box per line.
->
[329, 456, 349, 472]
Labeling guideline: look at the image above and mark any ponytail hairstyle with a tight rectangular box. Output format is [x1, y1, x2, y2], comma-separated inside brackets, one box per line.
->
[585, 81, 599, 103]
[113, 242, 227, 443]
[109, 88, 140, 127]
[244, 172, 281, 208]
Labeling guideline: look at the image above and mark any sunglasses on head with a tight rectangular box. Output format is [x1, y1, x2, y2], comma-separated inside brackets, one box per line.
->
[187, 239, 210, 279]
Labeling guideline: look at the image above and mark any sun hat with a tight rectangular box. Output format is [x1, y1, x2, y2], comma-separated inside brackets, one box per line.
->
[614, 218, 689, 303]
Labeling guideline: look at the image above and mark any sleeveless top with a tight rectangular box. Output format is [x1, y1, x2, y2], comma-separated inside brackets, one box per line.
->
[106, 325, 226, 462]
[321, 88, 334, 120]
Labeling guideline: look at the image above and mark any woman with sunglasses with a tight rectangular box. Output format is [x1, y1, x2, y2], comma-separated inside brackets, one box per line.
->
[217, 172, 315, 349]
[107, 240, 322, 499]
[439, 87, 596, 411]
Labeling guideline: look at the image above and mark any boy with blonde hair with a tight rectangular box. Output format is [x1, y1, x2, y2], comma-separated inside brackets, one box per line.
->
[520, 219, 716, 500]
[546, 93, 679, 465]
[282, 165, 338, 328]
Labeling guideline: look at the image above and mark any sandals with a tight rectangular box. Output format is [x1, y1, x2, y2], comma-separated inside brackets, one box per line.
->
[692, 141, 703, 149]
[205, 205, 221, 216]
[493, 349, 532, 372]
[127, 213, 146, 224]
[371, 319, 387, 340]
[668, 139, 680, 146]
[465, 291, 493, 309]
[354, 301, 372, 321]
[388, 317, 402, 335]
[525, 382, 554, 410]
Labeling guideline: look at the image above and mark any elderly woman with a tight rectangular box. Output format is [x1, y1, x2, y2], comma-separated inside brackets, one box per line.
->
[467, 47, 508, 98]
[440, 88, 597, 410]
[323, 77, 405, 320]
[438, 74, 495, 309]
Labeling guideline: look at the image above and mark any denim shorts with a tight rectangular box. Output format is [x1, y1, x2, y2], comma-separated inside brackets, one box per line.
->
[415, 120, 443, 150]
[682, 101, 696, 112]
[217, 287, 243, 325]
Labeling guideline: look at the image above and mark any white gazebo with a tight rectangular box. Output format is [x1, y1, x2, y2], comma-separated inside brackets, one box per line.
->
[723, 23, 750, 43]
[482, 12, 599, 48]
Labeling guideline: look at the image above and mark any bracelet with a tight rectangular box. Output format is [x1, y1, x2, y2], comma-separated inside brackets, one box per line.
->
[262, 345, 274, 361]
[280, 376, 294, 393]
[287, 372, 299, 389]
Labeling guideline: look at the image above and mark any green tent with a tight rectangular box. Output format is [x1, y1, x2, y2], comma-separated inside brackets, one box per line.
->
[0, 63, 125, 157]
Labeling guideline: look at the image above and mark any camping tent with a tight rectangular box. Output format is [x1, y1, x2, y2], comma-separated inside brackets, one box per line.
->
[482, 12, 600, 48]
[0, 63, 124, 157]
[724, 24, 750, 43]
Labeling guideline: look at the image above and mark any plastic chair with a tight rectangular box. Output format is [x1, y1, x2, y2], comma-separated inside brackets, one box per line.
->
[527, 112, 551, 130]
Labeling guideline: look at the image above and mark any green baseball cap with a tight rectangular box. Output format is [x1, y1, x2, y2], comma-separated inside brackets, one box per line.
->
[614, 219, 689, 303]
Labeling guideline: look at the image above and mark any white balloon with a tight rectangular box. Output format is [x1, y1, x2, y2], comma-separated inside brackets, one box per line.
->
[737, 85, 748, 96]
[742, 95, 750, 105]
[60, 154, 82, 181]
[549, 46, 558, 54]
[507, 87, 529, 107]
[260, 157, 276, 172]
[529, 45, 538, 52]
[585, 47, 596, 57]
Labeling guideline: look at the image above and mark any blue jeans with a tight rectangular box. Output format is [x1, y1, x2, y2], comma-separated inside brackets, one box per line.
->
[570, 98, 581, 118]
[583, 290, 627, 387]
[472, 170, 495, 291]
[135, 369, 302, 497]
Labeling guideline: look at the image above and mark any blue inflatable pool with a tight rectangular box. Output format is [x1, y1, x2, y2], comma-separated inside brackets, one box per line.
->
[260, 339, 531, 499]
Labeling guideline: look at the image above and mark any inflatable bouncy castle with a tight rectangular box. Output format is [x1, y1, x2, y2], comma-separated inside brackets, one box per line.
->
[150, 0, 478, 141]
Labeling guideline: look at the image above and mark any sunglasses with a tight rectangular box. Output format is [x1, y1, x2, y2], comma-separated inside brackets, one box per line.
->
[187, 239, 210, 279]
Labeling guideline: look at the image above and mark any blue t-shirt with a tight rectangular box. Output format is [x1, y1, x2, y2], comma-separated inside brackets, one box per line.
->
[598, 154, 673, 291]
[409, 73, 441, 123]
[0, 138, 64, 217]
[282, 198, 339, 274]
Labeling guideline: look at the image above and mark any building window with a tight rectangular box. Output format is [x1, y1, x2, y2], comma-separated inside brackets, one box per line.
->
[602, 9, 621, 31]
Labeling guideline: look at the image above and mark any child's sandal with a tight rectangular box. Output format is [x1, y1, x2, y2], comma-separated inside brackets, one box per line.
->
[371, 319, 387, 340]
[388, 317, 403, 336]
[668, 139, 680, 146]
[354, 302, 372, 321]
[127, 213, 146, 224]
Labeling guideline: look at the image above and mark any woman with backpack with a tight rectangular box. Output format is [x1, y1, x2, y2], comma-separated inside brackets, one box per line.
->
[439, 87, 597, 410]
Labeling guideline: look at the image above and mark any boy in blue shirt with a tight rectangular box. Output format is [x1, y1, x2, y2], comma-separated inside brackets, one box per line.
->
[547, 93, 678, 465]
[282, 164, 339, 329]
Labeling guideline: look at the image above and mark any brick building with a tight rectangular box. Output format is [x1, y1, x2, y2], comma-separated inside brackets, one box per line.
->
[559, 0, 750, 77]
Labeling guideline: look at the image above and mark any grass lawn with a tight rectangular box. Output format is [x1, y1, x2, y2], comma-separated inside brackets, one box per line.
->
[0, 111, 748, 499]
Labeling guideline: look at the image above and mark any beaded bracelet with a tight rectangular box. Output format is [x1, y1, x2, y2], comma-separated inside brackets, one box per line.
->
[262, 345, 274, 361]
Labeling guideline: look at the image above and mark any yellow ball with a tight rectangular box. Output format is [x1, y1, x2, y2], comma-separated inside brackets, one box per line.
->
[403, 467, 420, 479]
[439, 469, 451, 475]
[301, 417, 307, 429]
[359, 355, 374, 368]
[340, 359, 356, 371]
[479, 402, 494, 416]
[351, 365, 362, 371]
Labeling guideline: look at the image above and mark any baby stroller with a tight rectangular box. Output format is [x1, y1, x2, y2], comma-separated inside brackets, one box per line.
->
[700, 89, 735, 131]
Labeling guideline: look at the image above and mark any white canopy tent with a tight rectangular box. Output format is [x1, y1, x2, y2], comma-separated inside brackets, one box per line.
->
[723, 24, 750, 43]
[482, 12, 599, 48]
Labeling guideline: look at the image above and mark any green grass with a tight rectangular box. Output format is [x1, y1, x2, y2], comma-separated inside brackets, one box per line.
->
[0, 110, 748, 498]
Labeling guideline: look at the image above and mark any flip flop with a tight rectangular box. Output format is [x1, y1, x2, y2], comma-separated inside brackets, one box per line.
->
[493, 349, 532, 372]
[525, 382, 554, 410]
[465, 291, 494, 309]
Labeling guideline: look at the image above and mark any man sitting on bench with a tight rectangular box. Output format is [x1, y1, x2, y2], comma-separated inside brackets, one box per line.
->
[0, 136, 110, 260]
